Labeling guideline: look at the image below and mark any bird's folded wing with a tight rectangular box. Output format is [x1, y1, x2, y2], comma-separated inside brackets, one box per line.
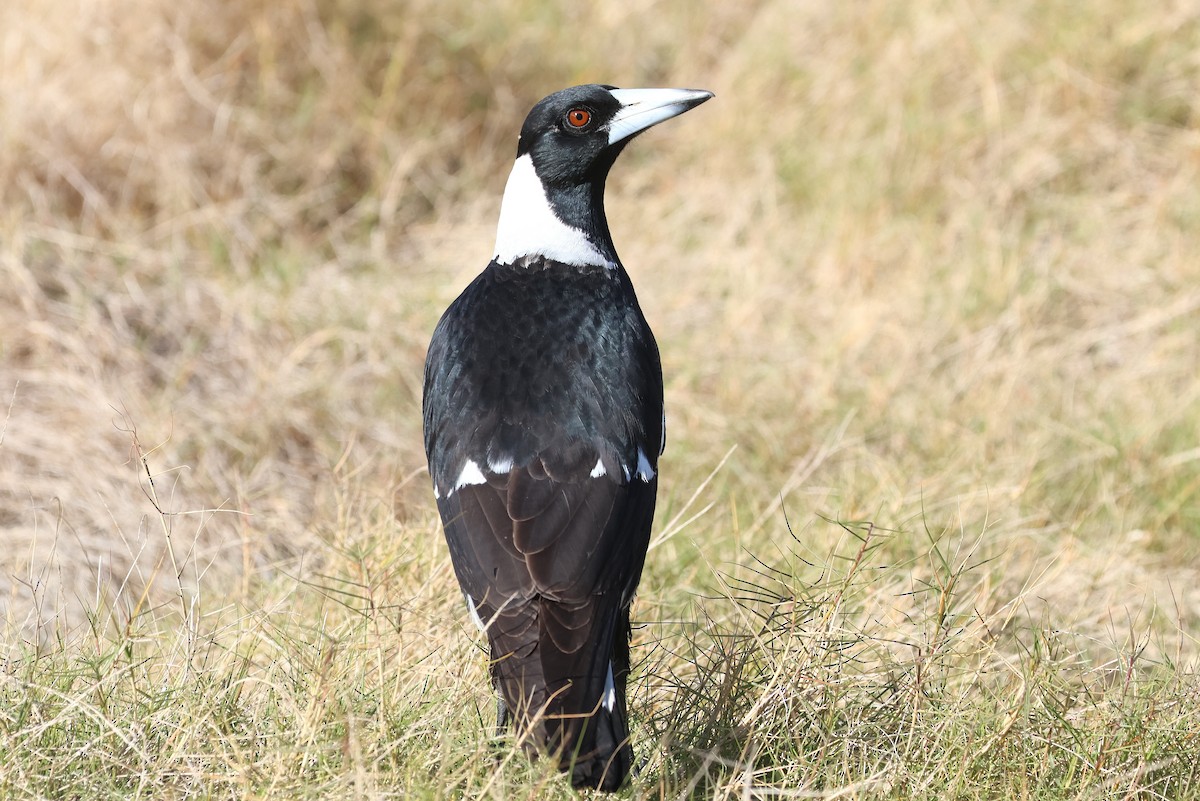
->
[438, 458, 655, 606]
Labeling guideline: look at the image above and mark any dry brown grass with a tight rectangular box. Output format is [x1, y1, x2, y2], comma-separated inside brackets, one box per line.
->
[1, 0, 1199, 798]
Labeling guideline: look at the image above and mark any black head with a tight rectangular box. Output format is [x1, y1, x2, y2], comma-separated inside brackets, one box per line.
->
[516, 84, 712, 191]
[493, 84, 713, 268]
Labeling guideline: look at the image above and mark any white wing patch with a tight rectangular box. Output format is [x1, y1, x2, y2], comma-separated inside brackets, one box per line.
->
[493, 154, 613, 269]
[453, 459, 488, 491]
[603, 662, 617, 711]
[443, 450, 651, 495]
[441, 456, 512, 497]
[464, 594, 487, 632]
[635, 448, 656, 481]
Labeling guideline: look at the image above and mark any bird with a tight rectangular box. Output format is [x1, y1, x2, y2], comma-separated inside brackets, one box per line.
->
[422, 83, 712, 791]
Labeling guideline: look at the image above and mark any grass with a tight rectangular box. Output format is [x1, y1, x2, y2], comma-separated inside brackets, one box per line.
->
[2, 0, 1199, 797]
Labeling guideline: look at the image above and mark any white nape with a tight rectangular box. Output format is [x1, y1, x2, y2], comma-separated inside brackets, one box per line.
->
[452, 459, 488, 492]
[493, 154, 612, 269]
[464, 594, 486, 632]
[589, 457, 607, 478]
[635, 448, 656, 481]
[603, 662, 617, 711]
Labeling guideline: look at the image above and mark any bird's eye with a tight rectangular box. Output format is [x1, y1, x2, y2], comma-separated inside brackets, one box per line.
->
[565, 108, 592, 129]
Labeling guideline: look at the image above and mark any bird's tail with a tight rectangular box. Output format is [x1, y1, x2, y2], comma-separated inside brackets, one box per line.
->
[487, 598, 633, 792]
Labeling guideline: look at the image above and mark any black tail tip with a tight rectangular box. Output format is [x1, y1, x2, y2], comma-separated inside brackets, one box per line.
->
[569, 754, 630, 792]
[565, 735, 635, 793]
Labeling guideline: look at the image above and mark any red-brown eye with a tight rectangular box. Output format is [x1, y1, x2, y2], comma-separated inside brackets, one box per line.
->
[565, 108, 591, 128]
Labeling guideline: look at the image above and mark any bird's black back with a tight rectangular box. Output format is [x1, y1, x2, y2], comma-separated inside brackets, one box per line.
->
[424, 256, 663, 497]
[422, 255, 663, 789]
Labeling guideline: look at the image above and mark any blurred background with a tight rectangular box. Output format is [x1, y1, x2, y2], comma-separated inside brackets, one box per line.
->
[0, 1, 1198, 788]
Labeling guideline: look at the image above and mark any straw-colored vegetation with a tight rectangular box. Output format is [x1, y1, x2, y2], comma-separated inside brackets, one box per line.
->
[2, 0, 1198, 798]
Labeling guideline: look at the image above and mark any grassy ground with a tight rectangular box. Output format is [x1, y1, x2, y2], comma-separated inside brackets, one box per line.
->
[2, 0, 1199, 798]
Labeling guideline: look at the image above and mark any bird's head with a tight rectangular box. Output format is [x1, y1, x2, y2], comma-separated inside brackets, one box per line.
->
[494, 84, 713, 268]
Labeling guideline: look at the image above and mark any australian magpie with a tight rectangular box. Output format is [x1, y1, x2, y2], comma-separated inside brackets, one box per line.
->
[422, 84, 712, 791]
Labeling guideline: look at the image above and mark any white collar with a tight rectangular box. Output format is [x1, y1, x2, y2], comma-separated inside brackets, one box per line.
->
[492, 154, 614, 269]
